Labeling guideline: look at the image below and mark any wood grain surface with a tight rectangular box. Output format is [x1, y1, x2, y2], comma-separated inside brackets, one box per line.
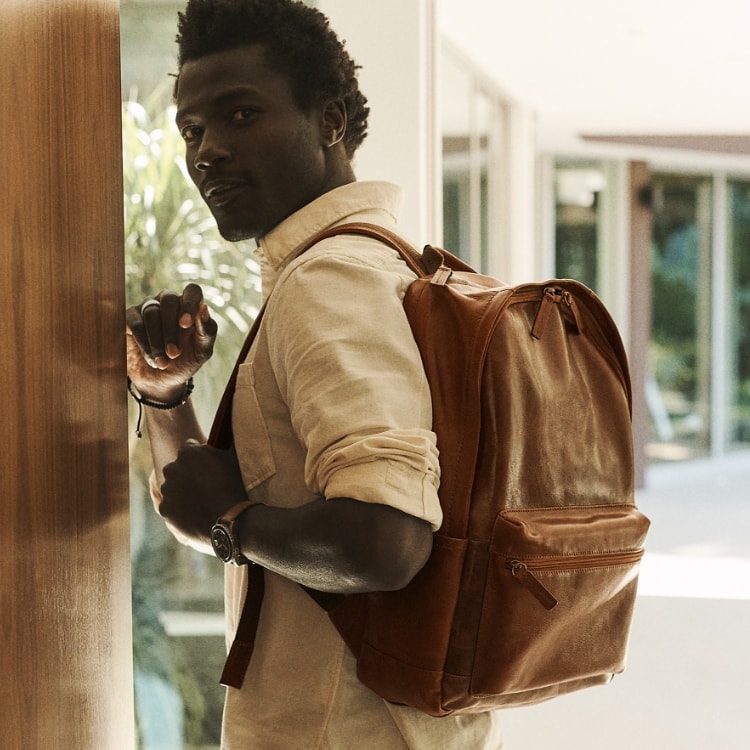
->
[0, 1, 134, 747]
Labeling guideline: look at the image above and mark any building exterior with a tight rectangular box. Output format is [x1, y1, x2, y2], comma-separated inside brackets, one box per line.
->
[3, 1, 747, 747]
[318, 0, 750, 481]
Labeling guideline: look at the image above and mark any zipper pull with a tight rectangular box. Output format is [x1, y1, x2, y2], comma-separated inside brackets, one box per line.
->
[560, 289, 582, 334]
[506, 560, 559, 610]
[531, 287, 561, 340]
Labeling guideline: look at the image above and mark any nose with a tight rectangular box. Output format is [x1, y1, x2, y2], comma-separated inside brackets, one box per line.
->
[193, 129, 230, 172]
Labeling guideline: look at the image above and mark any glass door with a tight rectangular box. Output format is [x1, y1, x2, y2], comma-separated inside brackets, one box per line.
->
[441, 45, 504, 273]
[727, 180, 750, 448]
[648, 175, 713, 460]
[553, 161, 606, 292]
[122, 3, 260, 746]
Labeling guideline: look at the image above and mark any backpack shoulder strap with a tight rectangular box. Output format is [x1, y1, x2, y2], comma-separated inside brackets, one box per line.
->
[299, 221, 477, 277]
[207, 304, 267, 448]
[208, 222, 435, 447]
[210, 221, 433, 684]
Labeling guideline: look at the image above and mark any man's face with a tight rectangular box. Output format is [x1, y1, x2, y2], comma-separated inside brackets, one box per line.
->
[175, 44, 331, 241]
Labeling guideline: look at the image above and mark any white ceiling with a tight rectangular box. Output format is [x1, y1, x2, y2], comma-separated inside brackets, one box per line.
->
[438, 0, 750, 151]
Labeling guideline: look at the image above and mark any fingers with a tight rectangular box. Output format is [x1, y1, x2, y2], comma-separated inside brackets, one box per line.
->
[159, 292, 182, 359]
[179, 283, 205, 329]
[134, 291, 180, 369]
[126, 284, 215, 370]
[125, 301, 160, 367]
[194, 301, 219, 350]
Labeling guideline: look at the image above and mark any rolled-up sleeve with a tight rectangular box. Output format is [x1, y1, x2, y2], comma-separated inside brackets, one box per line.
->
[266, 239, 442, 530]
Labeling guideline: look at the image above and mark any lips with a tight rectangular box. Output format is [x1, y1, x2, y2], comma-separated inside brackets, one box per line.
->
[202, 179, 248, 207]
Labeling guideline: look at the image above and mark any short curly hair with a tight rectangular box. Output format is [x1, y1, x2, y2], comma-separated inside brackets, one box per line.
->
[174, 0, 369, 157]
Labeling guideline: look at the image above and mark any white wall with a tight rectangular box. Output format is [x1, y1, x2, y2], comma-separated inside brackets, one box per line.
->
[317, 0, 440, 245]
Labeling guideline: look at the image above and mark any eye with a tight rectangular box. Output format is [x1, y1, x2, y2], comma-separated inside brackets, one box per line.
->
[179, 124, 203, 144]
[232, 107, 260, 122]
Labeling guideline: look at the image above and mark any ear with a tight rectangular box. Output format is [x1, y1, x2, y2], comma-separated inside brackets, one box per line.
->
[321, 99, 347, 149]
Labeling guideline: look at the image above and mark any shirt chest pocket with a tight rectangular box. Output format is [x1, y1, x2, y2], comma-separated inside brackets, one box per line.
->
[232, 362, 277, 492]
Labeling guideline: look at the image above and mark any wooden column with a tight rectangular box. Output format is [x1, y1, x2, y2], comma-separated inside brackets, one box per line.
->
[0, 1, 134, 747]
[629, 161, 652, 489]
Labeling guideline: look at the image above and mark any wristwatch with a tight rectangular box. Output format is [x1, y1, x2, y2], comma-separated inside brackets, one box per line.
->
[210, 500, 257, 566]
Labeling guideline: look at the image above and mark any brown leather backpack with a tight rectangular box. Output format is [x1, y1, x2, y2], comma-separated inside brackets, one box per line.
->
[213, 223, 650, 716]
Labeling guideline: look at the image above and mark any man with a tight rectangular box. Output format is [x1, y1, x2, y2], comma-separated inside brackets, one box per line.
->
[126, 1, 502, 747]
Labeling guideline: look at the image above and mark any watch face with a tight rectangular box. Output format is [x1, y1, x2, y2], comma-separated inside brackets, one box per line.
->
[211, 525, 233, 563]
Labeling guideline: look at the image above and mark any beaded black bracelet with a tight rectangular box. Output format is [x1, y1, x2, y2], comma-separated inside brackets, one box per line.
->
[127, 376, 195, 438]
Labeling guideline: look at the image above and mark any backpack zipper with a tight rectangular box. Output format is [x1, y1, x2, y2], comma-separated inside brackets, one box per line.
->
[505, 549, 645, 610]
[528, 286, 581, 339]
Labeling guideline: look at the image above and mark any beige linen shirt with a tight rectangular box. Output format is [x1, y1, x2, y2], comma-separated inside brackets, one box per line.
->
[219, 181, 502, 749]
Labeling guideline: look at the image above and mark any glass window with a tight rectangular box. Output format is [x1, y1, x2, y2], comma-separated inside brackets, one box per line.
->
[122, 2, 260, 747]
[727, 180, 750, 448]
[553, 161, 606, 291]
[441, 47, 499, 272]
[648, 175, 713, 461]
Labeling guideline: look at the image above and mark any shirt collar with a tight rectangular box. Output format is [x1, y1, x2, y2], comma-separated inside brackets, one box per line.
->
[257, 181, 403, 273]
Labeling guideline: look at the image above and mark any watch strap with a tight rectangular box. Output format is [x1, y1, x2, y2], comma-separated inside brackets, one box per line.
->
[220, 499, 258, 525]
[212, 500, 258, 565]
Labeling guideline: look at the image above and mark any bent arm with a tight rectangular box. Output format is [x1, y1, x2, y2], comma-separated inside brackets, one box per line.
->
[144, 404, 206, 487]
[156, 440, 434, 592]
[125, 284, 217, 484]
[236, 497, 433, 594]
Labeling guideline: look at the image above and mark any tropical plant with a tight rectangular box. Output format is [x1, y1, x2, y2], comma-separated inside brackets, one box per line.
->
[123, 92, 261, 748]
[123, 93, 262, 430]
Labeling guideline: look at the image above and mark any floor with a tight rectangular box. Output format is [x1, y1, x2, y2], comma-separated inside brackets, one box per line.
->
[499, 452, 750, 750]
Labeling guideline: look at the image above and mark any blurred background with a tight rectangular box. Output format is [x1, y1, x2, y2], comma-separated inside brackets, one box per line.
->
[120, 2, 750, 747]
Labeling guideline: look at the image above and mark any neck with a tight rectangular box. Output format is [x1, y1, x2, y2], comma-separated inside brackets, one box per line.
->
[323, 144, 357, 192]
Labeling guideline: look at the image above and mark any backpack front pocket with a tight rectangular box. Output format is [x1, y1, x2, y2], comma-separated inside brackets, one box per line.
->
[470, 504, 649, 698]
